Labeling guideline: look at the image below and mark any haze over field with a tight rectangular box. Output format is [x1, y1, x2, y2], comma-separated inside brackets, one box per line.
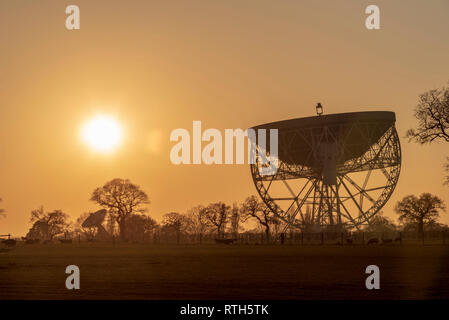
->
[0, 0, 448, 236]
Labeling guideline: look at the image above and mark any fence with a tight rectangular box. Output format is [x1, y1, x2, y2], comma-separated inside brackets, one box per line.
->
[4, 230, 448, 246]
[123, 230, 449, 245]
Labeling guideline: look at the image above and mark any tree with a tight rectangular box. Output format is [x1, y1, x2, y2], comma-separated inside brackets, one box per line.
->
[161, 212, 189, 244]
[203, 202, 230, 238]
[90, 178, 150, 241]
[406, 84, 449, 185]
[240, 196, 274, 242]
[185, 205, 211, 243]
[394, 193, 446, 239]
[406, 84, 449, 143]
[27, 206, 70, 240]
[364, 212, 397, 234]
[229, 203, 241, 238]
[124, 214, 158, 242]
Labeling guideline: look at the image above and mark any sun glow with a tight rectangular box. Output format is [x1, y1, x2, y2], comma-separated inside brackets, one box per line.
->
[81, 115, 123, 152]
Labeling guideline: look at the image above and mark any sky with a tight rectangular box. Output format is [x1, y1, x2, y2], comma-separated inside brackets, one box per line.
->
[0, 0, 448, 236]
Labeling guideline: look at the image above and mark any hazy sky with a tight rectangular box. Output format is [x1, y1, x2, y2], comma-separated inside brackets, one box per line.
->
[1, 0, 448, 236]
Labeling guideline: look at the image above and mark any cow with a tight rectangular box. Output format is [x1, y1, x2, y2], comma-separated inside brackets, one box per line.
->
[215, 238, 237, 245]
[367, 238, 379, 245]
[346, 238, 354, 245]
[382, 238, 393, 244]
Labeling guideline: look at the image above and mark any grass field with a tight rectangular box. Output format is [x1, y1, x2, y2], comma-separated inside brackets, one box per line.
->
[1, 243, 448, 299]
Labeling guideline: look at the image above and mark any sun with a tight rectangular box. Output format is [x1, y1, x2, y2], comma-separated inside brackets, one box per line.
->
[81, 115, 123, 152]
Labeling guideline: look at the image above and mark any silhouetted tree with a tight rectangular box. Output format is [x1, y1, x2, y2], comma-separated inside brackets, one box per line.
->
[364, 212, 397, 233]
[90, 178, 149, 241]
[124, 214, 158, 242]
[28, 206, 70, 240]
[270, 215, 282, 239]
[406, 83, 449, 143]
[162, 212, 189, 244]
[406, 83, 449, 185]
[240, 196, 274, 242]
[394, 193, 446, 239]
[185, 205, 210, 243]
[203, 202, 230, 238]
[229, 203, 241, 238]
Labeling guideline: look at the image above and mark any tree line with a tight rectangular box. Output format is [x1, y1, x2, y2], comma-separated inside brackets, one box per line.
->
[19, 177, 447, 243]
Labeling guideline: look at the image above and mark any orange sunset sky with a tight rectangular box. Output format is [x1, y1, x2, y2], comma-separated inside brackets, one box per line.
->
[0, 0, 448, 236]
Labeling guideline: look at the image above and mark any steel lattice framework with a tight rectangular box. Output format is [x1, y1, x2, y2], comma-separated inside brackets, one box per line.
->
[250, 112, 401, 231]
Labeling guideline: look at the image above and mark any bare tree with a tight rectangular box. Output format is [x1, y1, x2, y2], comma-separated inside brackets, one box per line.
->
[406, 84, 449, 143]
[124, 214, 158, 242]
[240, 196, 273, 242]
[229, 203, 241, 238]
[161, 212, 189, 244]
[203, 202, 230, 238]
[185, 205, 210, 243]
[406, 84, 449, 185]
[394, 193, 446, 239]
[90, 178, 149, 241]
[28, 206, 70, 240]
[363, 211, 397, 233]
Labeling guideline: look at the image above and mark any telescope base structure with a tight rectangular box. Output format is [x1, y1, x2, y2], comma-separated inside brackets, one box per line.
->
[250, 112, 401, 231]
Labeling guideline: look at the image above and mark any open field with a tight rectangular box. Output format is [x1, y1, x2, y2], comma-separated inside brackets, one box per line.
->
[1, 243, 448, 299]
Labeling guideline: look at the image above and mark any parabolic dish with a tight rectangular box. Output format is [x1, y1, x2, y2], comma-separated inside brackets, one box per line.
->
[82, 209, 107, 228]
[250, 111, 395, 167]
[249, 110, 401, 230]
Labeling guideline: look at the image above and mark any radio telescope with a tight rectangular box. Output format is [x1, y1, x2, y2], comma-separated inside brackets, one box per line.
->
[250, 107, 401, 231]
[82, 209, 110, 239]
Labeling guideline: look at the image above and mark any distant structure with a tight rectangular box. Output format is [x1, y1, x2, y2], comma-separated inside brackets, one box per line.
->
[26, 221, 49, 240]
[250, 105, 401, 231]
[82, 209, 110, 240]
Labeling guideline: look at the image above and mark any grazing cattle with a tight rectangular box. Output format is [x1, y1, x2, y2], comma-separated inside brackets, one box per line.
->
[367, 238, 379, 245]
[59, 239, 72, 244]
[346, 238, 354, 245]
[1, 239, 17, 247]
[382, 238, 393, 244]
[215, 238, 237, 245]
[25, 239, 40, 244]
